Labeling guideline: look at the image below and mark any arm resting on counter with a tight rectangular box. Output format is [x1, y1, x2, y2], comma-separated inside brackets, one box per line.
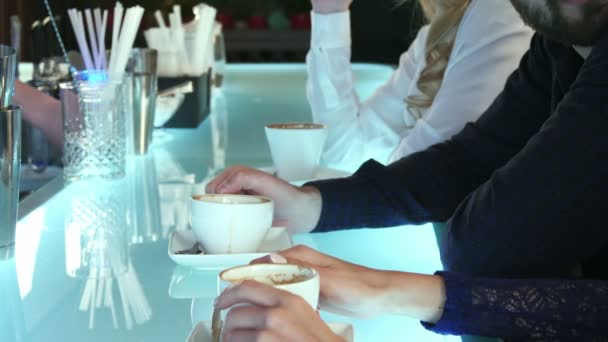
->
[14, 80, 63, 149]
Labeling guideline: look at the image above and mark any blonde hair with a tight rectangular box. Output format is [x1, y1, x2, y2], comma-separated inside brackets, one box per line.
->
[405, 0, 471, 115]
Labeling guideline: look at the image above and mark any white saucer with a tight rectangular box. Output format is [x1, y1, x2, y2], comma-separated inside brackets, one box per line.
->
[187, 321, 354, 342]
[168, 228, 293, 270]
[258, 166, 350, 185]
[168, 266, 219, 299]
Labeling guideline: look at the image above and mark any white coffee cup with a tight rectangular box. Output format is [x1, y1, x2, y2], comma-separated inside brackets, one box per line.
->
[265, 123, 327, 181]
[189, 194, 274, 254]
[219, 264, 320, 309]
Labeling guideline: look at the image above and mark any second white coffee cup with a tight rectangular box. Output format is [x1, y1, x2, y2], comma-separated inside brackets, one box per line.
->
[189, 194, 274, 254]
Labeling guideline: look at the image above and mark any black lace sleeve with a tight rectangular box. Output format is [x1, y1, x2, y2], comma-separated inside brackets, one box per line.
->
[423, 272, 608, 341]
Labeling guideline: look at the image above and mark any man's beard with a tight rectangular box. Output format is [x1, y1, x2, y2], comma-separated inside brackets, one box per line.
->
[509, 0, 608, 45]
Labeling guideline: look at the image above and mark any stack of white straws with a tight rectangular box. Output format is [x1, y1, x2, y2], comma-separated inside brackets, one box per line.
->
[144, 3, 217, 77]
[68, 2, 144, 79]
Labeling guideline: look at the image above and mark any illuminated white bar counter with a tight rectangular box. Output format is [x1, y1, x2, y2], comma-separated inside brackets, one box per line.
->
[2, 64, 480, 342]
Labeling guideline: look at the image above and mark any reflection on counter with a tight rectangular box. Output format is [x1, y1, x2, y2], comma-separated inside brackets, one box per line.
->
[64, 181, 129, 279]
[168, 266, 219, 332]
[198, 90, 230, 193]
[63, 180, 152, 330]
[209, 90, 229, 173]
[127, 155, 163, 244]
[0, 260, 26, 342]
[169, 266, 218, 300]
[156, 154, 195, 236]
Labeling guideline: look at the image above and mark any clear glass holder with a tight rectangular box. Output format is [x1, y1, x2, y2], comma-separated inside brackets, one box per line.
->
[60, 71, 127, 182]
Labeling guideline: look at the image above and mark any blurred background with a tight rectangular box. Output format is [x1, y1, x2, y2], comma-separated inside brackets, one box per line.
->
[0, 0, 424, 65]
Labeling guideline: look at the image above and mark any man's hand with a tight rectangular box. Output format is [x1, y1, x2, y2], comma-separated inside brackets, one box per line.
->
[206, 166, 322, 234]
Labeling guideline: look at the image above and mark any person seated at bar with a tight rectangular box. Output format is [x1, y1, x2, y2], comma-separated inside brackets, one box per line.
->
[207, 0, 608, 339]
[307, 0, 532, 171]
[208, 0, 608, 279]
[214, 246, 608, 341]
[13, 80, 63, 149]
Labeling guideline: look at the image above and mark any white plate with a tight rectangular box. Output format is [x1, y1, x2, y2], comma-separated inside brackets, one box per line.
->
[168, 228, 293, 270]
[187, 321, 354, 342]
[258, 166, 351, 185]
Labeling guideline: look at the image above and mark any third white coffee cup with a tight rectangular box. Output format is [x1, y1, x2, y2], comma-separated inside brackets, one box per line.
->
[219, 264, 320, 309]
[265, 123, 327, 181]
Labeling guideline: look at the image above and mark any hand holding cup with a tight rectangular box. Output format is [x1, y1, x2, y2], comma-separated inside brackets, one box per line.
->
[216, 264, 341, 342]
[205, 166, 322, 234]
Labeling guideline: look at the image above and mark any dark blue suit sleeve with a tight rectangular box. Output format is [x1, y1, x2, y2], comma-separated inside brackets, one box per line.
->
[309, 34, 553, 234]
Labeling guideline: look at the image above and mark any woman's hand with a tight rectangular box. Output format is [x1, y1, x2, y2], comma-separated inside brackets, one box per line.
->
[215, 280, 343, 342]
[253, 245, 394, 318]
[255, 245, 447, 322]
[206, 166, 322, 234]
[311, 0, 353, 14]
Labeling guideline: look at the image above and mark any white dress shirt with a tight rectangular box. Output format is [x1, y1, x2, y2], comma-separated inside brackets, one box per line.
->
[307, 0, 534, 171]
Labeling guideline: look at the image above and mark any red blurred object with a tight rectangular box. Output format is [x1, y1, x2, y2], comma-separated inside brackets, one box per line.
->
[290, 13, 311, 30]
[217, 12, 235, 30]
[248, 15, 268, 30]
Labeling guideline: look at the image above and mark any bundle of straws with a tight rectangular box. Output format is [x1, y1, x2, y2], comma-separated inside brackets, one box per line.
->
[144, 4, 217, 77]
[68, 2, 144, 78]
[67, 223, 152, 330]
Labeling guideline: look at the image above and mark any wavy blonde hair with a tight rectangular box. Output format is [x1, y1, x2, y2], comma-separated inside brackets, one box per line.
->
[404, 0, 471, 116]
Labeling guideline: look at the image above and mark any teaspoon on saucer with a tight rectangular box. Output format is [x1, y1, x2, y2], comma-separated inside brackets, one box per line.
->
[175, 243, 203, 255]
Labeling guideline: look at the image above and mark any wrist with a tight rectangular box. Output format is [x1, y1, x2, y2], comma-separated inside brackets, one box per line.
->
[296, 185, 322, 233]
[378, 272, 446, 323]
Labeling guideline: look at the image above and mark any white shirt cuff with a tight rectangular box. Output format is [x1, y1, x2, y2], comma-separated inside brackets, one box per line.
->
[311, 11, 351, 49]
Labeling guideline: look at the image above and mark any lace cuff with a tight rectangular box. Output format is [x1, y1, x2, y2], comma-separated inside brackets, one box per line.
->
[421, 271, 608, 341]
[421, 271, 476, 336]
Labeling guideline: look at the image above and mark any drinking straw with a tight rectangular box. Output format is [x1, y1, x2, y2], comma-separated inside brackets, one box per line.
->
[68, 9, 94, 70]
[168, 12, 182, 73]
[108, 278, 119, 329]
[84, 9, 100, 69]
[78, 11, 94, 68]
[174, 5, 191, 74]
[190, 4, 217, 75]
[94, 9, 108, 70]
[203, 7, 218, 71]
[80, 276, 94, 311]
[154, 10, 171, 46]
[95, 274, 105, 308]
[125, 263, 151, 324]
[110, 6, 144, 78]
[99, 10, 108, 70]
[93, 8, 102, 68]
[89, 276, 97, 329]
[94, 9, 102, 36]
[154, 10, 167, 30]
[143, 29, 156, 50]
[173, 5, 182, 25]
[109, 2, 124, 73]
[104, 276, 112, 307]
[117, 273, 134, 330]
